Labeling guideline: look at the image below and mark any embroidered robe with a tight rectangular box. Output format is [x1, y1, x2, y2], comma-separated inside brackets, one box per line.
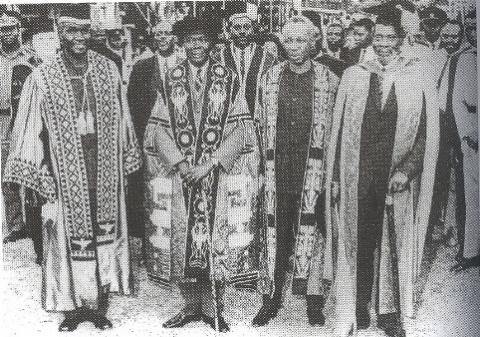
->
[143, 58, 260, 289]
[3, 50, 142, 311]
[324, 58, 439, 331]
[256, 61, 339, 295]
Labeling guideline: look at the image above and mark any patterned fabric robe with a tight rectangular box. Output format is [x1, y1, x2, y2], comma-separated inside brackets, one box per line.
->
[143, 58, 260, 289]
[256, 61, 339, 295]
[3, 50, 142, 311]
[324, 57, 439, 331]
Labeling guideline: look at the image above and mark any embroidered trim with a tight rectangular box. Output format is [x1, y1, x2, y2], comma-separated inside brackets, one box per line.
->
[3, 158, 57, 202]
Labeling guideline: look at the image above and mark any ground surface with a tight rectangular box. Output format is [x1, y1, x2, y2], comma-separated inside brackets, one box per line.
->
[1, 236, 479, 337]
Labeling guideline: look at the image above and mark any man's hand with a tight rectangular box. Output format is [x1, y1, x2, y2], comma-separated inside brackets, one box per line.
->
[389, 171, 409, 193]
[177, 161, 189, 179]
[183, 160, 216, 185]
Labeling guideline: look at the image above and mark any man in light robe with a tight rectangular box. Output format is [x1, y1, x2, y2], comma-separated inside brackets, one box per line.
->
[143, 17, 258, 332]
[450, 10, 479, 272]
[126, 21, 183, 242]
[253, 15, 339, 327]
[0, 11, 42, 261]
[3, 4, 141, 331]
[324, 9, 439, 337]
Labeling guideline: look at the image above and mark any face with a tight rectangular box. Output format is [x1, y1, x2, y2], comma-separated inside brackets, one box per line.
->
[184, 32, 211, 65]
[421, 19, 444, 43]
[229, 17, 253, 49]
[439, 23, 462, 54]
[0, 24, 20, 46]
[60, 22, 91, 56]
[465, 18, 477, 47]
[352, 25, 372, 49]
[153, 22, 174, 52]
[107, 30, 124, 50]
[373, 24, 402, 65]
[326, 25, 343, 49]
[283, 23, 313, 65]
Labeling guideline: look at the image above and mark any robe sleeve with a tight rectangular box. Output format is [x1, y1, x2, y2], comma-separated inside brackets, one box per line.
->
[116, 69, 142, 176]
[3, 72, 57, 202]
[395, 95, 427, 180]
[144, 95, 184, 173]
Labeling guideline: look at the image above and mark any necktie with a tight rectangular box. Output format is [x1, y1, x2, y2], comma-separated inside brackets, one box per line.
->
[240, 49, 245, 78]
[195, 67, 202, 93]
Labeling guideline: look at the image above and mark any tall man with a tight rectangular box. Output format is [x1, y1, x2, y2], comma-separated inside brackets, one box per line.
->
[3, 5, 141, 331]
[431, 19, 465, 245]
[325, 11, 438, 337]
[450, 10, 479, 272]
[253, 15, 339, 327]
[220, 12, 276, 121]
[127, 21, 182, 240]
[325, 22, 344, 59]
[0, 10, 43, 261]
[143, 17, 258, 332]
[419, 6, 447, 51]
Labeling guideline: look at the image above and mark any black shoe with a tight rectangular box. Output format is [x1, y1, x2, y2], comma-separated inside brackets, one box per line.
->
[378, 313, 403, 337]
[356, 307, 370, 330]
[202, 315, 230, 332]
[306, 295, 325, 326]
[162, 311, 202, 328]
[252, 297, 280, 327]
[91, 315, 113, 330]
[58, 317, 80, 332]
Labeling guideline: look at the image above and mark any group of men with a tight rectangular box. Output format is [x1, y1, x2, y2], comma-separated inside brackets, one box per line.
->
[0, 2, 478, 337]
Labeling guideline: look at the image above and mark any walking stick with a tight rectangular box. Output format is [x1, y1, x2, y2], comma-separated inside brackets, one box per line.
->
[385, 193, 405, 336]
[203, 188, 219, 332]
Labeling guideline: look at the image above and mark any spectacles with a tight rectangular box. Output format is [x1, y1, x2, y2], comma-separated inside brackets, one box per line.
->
[373, 34, 399, 42]
[231, 23, 252, 31]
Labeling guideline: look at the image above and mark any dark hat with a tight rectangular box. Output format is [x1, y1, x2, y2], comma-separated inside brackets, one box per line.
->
[419, 6, 447, 23]
[173, 17, 217, 43]
[363, 0, 410, 34]
[57, 3, 91, 25]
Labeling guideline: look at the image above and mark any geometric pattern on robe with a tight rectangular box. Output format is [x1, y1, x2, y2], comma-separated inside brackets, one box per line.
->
[143, 58, 260, 289]
[255, 61, 339, 295]
[3, 50, 142, 311]
[324, 56, 439, 331]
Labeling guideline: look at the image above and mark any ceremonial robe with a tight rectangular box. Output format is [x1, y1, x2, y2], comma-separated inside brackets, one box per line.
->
[3, 50, 142, 311]
[324, 57, 439, 330]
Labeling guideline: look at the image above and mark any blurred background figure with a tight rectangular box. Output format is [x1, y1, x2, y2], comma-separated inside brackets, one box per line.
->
[419, 6, 448, 50]
[325, 21, 344, 58]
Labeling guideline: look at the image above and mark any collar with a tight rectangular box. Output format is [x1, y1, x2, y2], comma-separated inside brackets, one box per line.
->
[188, 59, 209, 76]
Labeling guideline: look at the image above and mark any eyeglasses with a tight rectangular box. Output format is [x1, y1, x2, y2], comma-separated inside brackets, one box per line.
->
[231, 23, 252, 31]
[373, 34, 399, 42]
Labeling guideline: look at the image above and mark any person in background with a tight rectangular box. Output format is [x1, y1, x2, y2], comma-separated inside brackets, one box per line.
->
[0, 10, 43, 264]
[450, 10, 479, 273]
[325, 21, 344, 59]
[418, 6, 447, 51]
[3, 4, 141, 331]
[252, 15, 339, 328]
[340, 18, 375, 65]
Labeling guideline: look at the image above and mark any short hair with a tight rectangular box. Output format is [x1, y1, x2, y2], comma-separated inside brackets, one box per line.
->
[442, 19, 464, 38]
[352, 18, 375, 32]
[281, 15, 320, 43]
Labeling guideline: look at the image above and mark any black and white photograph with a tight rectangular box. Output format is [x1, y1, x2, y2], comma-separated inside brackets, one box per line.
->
[0, 0, 478, 336]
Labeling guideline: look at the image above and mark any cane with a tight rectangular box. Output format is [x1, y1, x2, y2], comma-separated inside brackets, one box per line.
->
[385, 193, 404, 336]
[203, 188, 220, 332]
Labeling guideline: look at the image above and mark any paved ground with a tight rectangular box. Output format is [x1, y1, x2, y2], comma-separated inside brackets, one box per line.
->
[1, 236, 479, 337]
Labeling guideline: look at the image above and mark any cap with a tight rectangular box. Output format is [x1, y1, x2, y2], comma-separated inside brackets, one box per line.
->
[57, 3, 91, 26]
[0, 11, 21, 28]
[363, 0, 411, 32]
[419, 6, 447, 23]
[173, 17, 217, 43]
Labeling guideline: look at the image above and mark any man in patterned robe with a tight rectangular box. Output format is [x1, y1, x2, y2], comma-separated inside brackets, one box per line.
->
[126, 21, 183, 241]
[143, 17, 258, 332]
[3, 5, 141, 331]
[0, 11, 43, 261]
[324, 11, 439, 337]
[253, 16, 339, 327]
